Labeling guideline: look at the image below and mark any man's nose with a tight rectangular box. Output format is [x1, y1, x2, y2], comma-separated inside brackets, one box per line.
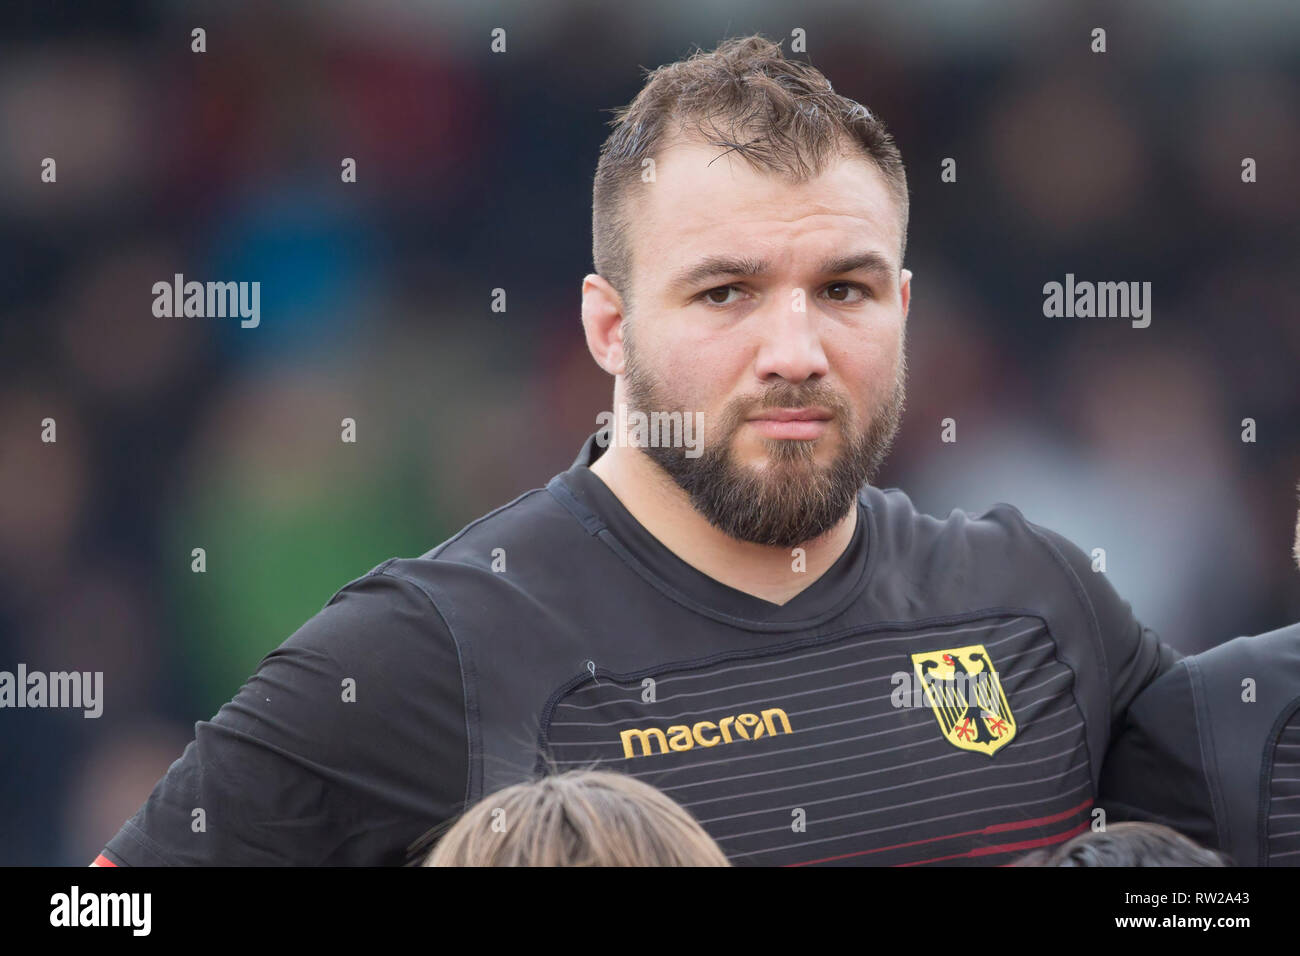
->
[751, 292, 831, 383]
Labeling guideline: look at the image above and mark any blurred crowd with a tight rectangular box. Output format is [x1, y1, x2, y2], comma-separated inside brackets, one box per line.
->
[1, 1, 1297, 864]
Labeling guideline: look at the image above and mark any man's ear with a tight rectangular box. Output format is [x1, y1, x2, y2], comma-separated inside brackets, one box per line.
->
[582, 273, 626, 375]
[899, 268, 913, 321]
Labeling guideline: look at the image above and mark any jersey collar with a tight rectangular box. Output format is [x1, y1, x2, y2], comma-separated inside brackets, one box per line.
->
[553, 430, 874, 628]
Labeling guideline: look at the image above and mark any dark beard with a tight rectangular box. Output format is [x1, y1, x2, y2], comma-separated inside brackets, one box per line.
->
[621, 339, 905, 548]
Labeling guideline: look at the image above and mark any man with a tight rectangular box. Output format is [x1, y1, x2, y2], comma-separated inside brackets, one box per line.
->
[1098, 623, 1300, 866]
[98, 35, 1184, 867]
[1095, 487, 1300, 866]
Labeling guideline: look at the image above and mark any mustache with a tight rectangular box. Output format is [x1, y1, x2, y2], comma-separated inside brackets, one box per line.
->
[731, 384, 852, 419]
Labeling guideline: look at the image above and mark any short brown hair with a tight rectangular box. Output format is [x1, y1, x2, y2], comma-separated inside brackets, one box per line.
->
[1013, 822, 1232, 867]
[592, 34, 909, 312]
[423, 769, 731, 867]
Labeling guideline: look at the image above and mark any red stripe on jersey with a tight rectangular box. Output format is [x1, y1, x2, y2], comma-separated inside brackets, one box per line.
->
[786, 797, 1094, 867]
[896, 818, 1091, 866]
[93, 853, 118, 867]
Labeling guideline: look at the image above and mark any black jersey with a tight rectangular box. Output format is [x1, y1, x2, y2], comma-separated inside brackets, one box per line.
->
[1098, 622, 1300, 865]
[101, 431, 1179, 866]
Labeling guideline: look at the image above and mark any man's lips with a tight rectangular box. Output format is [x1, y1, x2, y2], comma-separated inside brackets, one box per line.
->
[747, 407, 833, 423]
[745, 407, 833, 439]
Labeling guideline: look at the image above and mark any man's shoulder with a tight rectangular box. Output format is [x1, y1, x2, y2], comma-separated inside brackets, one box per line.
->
[1173, 622, 1300, 729]
[322, 478, 596, 622]
[404, 474, 587, 564]
[861, 484, 1137, 666]
[421, 484, 572, 561]
[1117, 625, 1300, 725]
[1103, 621, 1300, 864]
[865, 482, 1044, 533]
[1189, 621, 1300, 676]
[863, 484, 1079, 574]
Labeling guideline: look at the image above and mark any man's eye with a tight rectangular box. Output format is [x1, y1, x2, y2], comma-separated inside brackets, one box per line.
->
[825, 282, 870, 303]
[697, 283, 869, 306]
[700, 285, 742, 306]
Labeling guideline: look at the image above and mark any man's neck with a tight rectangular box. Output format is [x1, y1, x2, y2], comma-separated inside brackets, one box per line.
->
[588, 444, 858, 606]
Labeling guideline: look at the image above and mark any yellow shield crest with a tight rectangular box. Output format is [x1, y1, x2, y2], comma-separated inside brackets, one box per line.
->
[910, 644, 1016, 756]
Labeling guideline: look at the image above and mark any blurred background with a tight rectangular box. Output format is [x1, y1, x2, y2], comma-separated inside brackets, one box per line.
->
[1, 0, 1298, 864]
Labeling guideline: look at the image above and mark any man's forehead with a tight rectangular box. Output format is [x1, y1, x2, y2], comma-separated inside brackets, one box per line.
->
[635, 139, 901, 271]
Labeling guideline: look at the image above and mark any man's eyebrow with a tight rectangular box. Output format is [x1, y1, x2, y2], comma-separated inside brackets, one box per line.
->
[668, 255, 770, 292]
[667, 250, 896, 293]
[816, 251, 897, 280]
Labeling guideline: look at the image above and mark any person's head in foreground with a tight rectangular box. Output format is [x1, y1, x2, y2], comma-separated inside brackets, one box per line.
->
[423, 769, 731, 866]
[583, 34, 911, 548]
[1014, 822, 1233, 867]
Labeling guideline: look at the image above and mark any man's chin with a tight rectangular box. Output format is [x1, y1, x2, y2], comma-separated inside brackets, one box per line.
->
[726, 448, 850, 502]
[734, 442, 838, 478]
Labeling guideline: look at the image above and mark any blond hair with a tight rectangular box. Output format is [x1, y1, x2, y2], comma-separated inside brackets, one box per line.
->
[424, 770, 731, 867]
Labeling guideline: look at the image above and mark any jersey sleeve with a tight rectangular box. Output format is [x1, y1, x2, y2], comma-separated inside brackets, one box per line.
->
[1020, 524, 1222, 847]
[1093, 661, 1221, 848]
[99, 566, 468, 866]
[1023, 521, 1182, 741]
